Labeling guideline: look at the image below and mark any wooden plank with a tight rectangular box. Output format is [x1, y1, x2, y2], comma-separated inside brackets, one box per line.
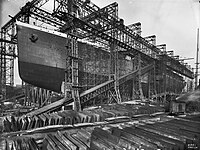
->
[26, 98, 73, 117]
[137, 125, 185, 149]
[143, 123, 190, 141]
[56, 131, 77, 150]
[63, 132, 88, 150]
[111, 127, 157, 149]
[123, 126, 179, 149]
[154, 122, 197, 140]
[163, 120, 200, 136]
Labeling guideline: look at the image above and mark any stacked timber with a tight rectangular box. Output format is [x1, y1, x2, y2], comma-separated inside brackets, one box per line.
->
[2, 103, 200, 150]
[1, 114, 200, 150]
[2, 103, 164, 132]
[0, 138, 39, 150]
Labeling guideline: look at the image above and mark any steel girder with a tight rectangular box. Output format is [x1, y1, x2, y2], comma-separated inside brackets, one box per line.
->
[54, 1, 193, 79]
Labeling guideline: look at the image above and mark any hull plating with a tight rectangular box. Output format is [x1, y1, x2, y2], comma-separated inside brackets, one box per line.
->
[16, 22, 135, 93]
[17, 22, 113, 92]
[17, 22, 67, 92]
[19, 61, 64, 92]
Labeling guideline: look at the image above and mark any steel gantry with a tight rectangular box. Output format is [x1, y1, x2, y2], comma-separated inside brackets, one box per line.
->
[52, 1, 193, 99]
[0, 0, 194, 108]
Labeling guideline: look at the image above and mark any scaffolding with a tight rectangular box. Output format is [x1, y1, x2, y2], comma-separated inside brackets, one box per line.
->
[0, 0, 194, 109]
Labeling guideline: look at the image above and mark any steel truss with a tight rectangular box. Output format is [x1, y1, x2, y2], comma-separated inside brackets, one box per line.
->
[0, 0, 194, 107]
[51, 0, 194, 104]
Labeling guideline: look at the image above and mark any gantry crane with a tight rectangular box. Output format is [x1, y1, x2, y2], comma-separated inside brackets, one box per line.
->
[0, 0, 194, 110]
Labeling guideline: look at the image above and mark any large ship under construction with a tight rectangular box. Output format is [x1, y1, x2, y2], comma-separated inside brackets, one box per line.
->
[1, 0, 200, 149]
[17, 21, 187, 102]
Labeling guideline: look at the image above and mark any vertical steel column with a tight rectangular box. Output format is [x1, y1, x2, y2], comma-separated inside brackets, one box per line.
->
[65, 38, 81, 111]
[137, 54, 144, 100]
[162, 58, 167, 103]
[132, 57, 137, 99]
[148, 63, 156, 100]
[71, 38, 81, 111]
[115, 45, 121, 103]
[109, 31, 121, 104]
[132, 54, 144, 100]
[0, 30, 6, 99]
[152, 61, 157, 98]
[195, 28, 199, 89]
[61, 0, 81, 111]
[9, 23, 16, 87]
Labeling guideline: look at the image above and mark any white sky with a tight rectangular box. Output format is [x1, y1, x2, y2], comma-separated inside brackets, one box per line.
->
[0, 0, 199, 85]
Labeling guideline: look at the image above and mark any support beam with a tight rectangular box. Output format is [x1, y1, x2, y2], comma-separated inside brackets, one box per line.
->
[195, 28, 199, 89]
[65, 38, 81, 111]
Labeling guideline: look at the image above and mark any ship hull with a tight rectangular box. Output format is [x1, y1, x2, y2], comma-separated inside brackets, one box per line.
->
[17, 22, 68, 92]
[17, 22, 112, 92]
[17, 22, 185, 98]
[18, 61, 64, 92]
[16, 22, 144, 95]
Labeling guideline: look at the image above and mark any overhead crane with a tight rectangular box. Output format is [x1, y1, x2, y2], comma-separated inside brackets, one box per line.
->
[0, 0, 194, 109]
[53, 2, 193, 79]
[51, 0, 193, 108]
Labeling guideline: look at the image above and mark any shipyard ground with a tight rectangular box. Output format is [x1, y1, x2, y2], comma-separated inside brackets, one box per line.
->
[0, 102, 200, 150]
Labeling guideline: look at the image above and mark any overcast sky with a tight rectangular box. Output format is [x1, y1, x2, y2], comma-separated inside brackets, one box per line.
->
[0, 0, 199, 85]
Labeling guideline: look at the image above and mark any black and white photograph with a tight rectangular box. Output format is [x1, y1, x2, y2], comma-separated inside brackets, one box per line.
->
[0, 0, 200, 149]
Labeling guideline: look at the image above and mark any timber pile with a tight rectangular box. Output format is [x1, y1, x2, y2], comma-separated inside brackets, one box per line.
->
[2, 103, 164, 132]
[1, 114, 200, 149]
[0, 137, 39, 150]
